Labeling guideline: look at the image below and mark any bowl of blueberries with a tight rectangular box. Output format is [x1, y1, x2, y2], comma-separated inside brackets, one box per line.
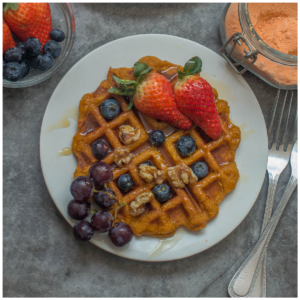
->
[3, 3, 75, 88]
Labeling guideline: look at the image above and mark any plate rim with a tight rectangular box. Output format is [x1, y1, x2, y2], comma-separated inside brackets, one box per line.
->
[40, 33, 268, 262]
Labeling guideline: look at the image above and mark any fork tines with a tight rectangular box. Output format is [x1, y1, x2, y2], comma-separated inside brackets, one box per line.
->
[268, 90, 297, 151]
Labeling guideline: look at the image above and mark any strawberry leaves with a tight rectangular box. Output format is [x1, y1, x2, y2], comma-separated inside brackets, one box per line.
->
[178, 56, 202, 79]
[3, 3, 18, 12]
[108, 61, 153, 110]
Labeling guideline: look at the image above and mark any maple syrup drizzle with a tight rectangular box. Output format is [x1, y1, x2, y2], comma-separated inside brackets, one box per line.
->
[148, 228, 185, 257]
[46, 106, 79, 133]
[57, 147, 73, 158]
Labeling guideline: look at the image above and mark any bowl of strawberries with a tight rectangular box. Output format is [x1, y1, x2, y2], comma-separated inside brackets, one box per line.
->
[3, 3, 75, 88]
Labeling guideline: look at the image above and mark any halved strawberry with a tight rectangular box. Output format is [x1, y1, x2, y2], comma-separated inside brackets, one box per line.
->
[174, 57, 222, 140]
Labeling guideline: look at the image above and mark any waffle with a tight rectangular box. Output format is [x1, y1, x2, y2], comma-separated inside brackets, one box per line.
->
[72, 56, 241, 237]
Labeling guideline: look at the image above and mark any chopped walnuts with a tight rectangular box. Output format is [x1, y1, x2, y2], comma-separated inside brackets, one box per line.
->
[114, 147, 133, 167]
[167, 163, 198, 188]
[130, 192, 154, 216]
[119, 125, 141, 145]
[138, 164, 164, 185]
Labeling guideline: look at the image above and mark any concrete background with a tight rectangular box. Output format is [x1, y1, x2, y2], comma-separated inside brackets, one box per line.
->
[3, 3, 297, 297]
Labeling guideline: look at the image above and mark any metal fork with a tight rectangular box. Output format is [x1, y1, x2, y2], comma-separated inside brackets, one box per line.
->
[228, 90, 297, 297]
[229, 140, 298, 297]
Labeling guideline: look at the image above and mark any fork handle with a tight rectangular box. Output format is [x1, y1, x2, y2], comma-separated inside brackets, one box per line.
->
[228, 172, 279, 297]
[258, 172, 280, 297]
[228, 176, 298, 297]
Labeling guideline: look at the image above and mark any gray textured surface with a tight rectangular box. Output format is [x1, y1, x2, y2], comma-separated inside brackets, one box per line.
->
[3, 3, 297, 297]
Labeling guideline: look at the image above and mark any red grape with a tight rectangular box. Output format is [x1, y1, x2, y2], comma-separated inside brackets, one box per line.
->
[70, 176, 94, 200]
[73, 220, 94, 241]
[91, 211, 113, 233]
[89, 161, 113, 187]
[67, 199, 90, 220]
[109, 222, 133, 247]
[94, 188, 116, 209]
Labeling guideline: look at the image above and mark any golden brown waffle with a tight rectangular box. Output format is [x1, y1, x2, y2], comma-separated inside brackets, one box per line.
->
[72, 56, 241, 237]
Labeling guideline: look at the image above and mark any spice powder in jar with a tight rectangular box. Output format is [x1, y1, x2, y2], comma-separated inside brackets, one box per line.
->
[224, 3, 297, 88]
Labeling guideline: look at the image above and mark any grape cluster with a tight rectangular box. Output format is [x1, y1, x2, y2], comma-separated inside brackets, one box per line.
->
[67, 161, 133, 247]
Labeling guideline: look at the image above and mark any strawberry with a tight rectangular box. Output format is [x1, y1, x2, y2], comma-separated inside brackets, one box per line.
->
[174, 57, 222, 140]
[108, 62, 193, 130]
[3, 3, 52, 47]
[3, 19, 16, 52]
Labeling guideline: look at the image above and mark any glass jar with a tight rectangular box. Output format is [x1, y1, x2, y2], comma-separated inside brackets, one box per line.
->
[220, 3, 297, 90]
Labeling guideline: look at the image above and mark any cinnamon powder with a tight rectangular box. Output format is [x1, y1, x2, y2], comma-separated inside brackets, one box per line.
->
[224, 3, 297, 87]
[248, 3, 297, 55]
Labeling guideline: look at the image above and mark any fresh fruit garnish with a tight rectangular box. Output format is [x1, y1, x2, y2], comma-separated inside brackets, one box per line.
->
[108, 61, 193, 130]
[43, 40, 61, 59]
[3, 62, 23, 81]
[92, 139, 110, 160]
[24, 37, 42, 56]
[67, 199, 91, 220]
[4, 47, 23, 63]
[50, 29, 65, 42]
[191, 161, 208, 179]
[149, 130, 165, 147]
[91, 211, 113, 233]
[152, 184, 171, 203]
[16, 42, 26, 58]
[4, 3, 52, 47]
[29, 54, 43, 69]
[70, 176, 94, 201]
[20, 60, 30, 78]
[89, 161, 113, 187]
[100, 99, 121, 120]
[108, 222, 133, 247]
[176, 135, 196, 158]
[3, 19, 16, 53]
[174, 56, 222, 140]
[118, 174, 134, 192]
[73, 220, 94, 241]
[38, 54, 54, 71]
[94, 187, 116, 209]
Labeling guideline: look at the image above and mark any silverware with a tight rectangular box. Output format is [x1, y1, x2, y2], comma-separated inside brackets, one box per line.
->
[228, 140, 297, 297]
[228, 90, 297, 297]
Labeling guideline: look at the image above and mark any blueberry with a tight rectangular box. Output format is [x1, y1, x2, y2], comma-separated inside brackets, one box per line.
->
[192, 162, 208, 179]
[152, 184, 171, 203]
[149, 130, 165, 147]
[50, 29, 65, 42]
[118, 174, 134, 192]
[43, 40, 61, 59]
[100, 99, 121, 120]
[29, 54, 43, 69]
[24, 37, 42, 56]
[176, 135, 196, 157]
[4, 47, 23, 63]
[92, 139, 110, 160]
[38, 54, 54, 71]
[16, 42, 27, 59]
[20, 60, 30, 78]
[3, 62, 23, 81]
[139, 161, 153, 167]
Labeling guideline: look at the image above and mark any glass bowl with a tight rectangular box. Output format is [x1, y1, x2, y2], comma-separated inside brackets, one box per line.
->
[3, 3, 75, 88]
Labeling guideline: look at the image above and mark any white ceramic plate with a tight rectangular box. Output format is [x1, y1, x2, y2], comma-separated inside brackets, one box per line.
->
[40, 34, 268, 261]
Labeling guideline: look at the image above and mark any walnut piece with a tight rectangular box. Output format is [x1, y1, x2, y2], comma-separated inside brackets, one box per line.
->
[114, 147, 133, 167]
[119, 125, 141, 145]
[139, 164, 163, 185]
[167, 163, 198, 188]
[130, 192, 154, 216]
